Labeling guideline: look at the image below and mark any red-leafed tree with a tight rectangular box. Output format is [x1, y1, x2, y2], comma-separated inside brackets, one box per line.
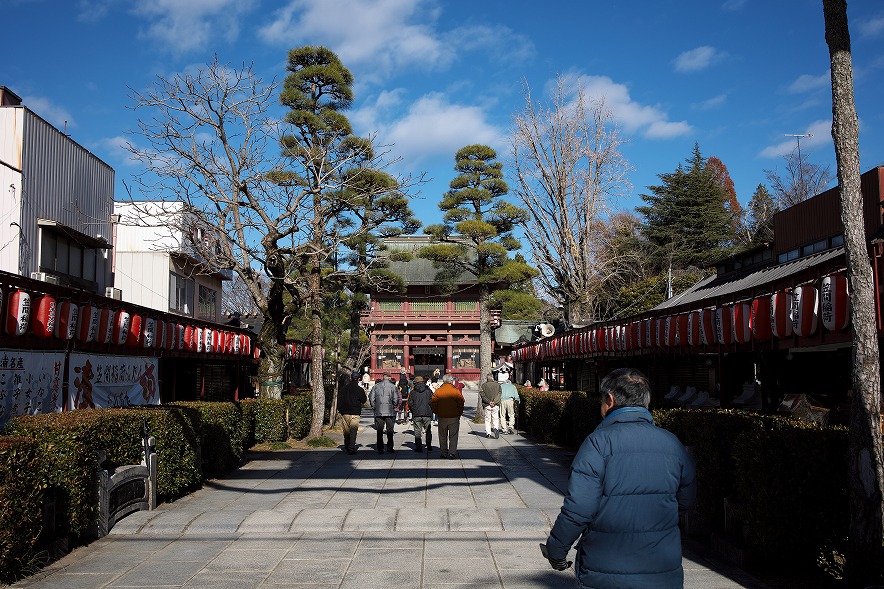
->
[706, 156, 742, 243]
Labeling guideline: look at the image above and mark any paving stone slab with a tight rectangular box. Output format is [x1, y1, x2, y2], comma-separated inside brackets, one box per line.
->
[342, 508, 397, 531]
[290, 508, 349, 532]
[498, 508, 551, 531]
[447, 508, 502, 532]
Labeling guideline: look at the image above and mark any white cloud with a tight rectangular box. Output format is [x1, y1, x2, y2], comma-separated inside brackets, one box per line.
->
[673, 46, 724, 73]
[258, 0, 531, 83]
[443, 24, 535, 65]
[788, 71, 830, 94]
[132, 0, 257, 54]
[692, 94, 728, 110]
[574, 74, 692, 140]
[758, 120, 832, 158]
[23, 96, 75, 131]
[353, 92, 504, 167]
[259, 0, 451, 81]
[94, 135, 139, 167]
[859, 16, 884, 38]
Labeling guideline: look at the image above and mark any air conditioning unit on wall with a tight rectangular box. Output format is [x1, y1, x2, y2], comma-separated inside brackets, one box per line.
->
[105, 287, 122, 300]
[30, 272, 60, 285]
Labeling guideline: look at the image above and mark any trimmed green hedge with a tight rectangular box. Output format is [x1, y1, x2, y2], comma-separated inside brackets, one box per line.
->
[169, 402, 244, 478]
[0, 436, 48, 584]
[516, 386, 602, 447]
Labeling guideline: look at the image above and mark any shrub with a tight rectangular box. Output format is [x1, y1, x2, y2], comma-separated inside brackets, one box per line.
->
[251, 399, 289, 443]
[286, 395, 312, 440]
[733, 422, 849, 571]
[0, 436, 48, 583]
[169, 402, 243, 478]
[516, 387, 601, 446]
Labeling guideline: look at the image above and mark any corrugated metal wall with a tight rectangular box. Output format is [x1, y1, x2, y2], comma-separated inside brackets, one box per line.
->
[20, 109, 114, 289]
[773, 166, 882, 256]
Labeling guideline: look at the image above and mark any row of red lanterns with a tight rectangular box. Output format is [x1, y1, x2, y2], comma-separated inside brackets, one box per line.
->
[513, 274, 850, 362]
[3, 289, 253, 355]
[285, 342, 313, 361]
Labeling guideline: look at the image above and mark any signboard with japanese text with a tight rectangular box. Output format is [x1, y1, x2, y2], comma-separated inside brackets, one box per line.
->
[0, 349, 65, 428]
[67, 353, 160, 410]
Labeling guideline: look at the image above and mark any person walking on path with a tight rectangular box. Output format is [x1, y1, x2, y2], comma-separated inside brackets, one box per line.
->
[408, 376, 433, 452]
[431, 374, 464, 459]
[396, 369, 411, 424]
[338, 372, 367, 454]
[479, 374, 502, 439]
[541, 368, 696, 588]
[499, 378, 519, 435]
[369, 372, 399, 454]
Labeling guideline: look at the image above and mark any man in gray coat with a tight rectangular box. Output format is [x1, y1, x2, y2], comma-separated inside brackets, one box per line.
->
[541, 368, 696, 588]
[369, 372, 399, 454]
[479, 374, 502, 438]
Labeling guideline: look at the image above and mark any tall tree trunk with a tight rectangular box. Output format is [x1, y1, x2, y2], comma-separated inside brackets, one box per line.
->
[479, 286, 493, 379]
[257, 278, 287, 399]
[823, 2, 884, 586]
[308, 269, 325, 438]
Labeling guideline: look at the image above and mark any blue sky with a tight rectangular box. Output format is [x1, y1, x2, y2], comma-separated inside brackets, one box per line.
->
[3, 0, 884, 227]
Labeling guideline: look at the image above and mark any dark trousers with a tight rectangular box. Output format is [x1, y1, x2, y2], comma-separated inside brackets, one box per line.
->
[375, 416, 394, 451]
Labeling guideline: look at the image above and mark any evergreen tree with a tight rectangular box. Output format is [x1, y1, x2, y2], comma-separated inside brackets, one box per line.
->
[637, 144, 734, 271]
[746, 183, 778, 245]
[277, 46, 414, 438]
[419, 145, 536, 375]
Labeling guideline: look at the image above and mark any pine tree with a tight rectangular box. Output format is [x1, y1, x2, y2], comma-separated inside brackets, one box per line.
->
[420, 145, 536, 375]
[637, 144, 734, 271]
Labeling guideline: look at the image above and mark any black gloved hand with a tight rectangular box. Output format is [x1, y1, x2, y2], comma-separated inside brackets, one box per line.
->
[539, 543, 572, 571]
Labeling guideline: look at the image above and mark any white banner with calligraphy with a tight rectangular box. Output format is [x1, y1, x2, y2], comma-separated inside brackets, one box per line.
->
[0, 349, 65, 428]
[67, 353, 160, 410]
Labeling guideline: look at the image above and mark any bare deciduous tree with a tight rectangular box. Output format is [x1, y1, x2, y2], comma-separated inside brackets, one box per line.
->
[764, 149, 834, 208]
[125, 57, 307, 399]
[511, 75, 632, 326]
[823, 1, 884, 585]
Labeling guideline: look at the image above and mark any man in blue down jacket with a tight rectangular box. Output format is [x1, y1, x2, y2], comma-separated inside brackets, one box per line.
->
[542, 368, 696, 589]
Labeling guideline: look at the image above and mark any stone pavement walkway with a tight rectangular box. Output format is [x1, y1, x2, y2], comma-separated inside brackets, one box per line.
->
[13, 385, 767, 589]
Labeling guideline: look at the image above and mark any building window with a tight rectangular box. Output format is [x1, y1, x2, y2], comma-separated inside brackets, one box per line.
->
[831, 234, 844, 247]
[453, 346, 479, 369]
[198, 285, 217, 320]
[412, 301, 444, 311]
[777, 248, 799, 264]
[378, 301, 401, 311]
[39, 231, 98, 283]
[170, 273, 193, 314]
[377, 346, 404, 370]
[454, 300, 477, 311]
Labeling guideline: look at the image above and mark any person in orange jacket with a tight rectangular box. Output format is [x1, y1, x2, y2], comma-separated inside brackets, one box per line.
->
[430, 374, 465, 459]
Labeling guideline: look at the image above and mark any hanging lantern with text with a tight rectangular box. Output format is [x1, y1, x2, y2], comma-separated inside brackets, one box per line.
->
[792, 285, 819, 337]
[5, 290, 31, 336]
[751, 297, 772, 342]
[820, 274, 850, 331]
[732, 303, 751, 344]
[31, 295, 57, 338]
[770, 290, 793, 338]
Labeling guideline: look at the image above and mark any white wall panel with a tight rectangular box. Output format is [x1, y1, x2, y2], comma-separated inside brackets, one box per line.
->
[115, 251, 171, 313]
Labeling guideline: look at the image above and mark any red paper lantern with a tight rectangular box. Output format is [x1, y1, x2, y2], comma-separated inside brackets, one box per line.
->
[687, 311, 701, 346]
[77, 304, 97, 342]
[5, 290, 31, 336]
[195, 327, 204, 352]
[596, 328, 606, 352]
[164, 321, 175, 350]
[31, 295, 57, 338]
[142, 317, 156, 348]
[54, 301, 78, 340]
[716, 305, 733, 346]
[792, 285, 819, 337]
[664, 316, 677, 347]
[97, 308, 114, 344]
[638, 319, 648, 349]
[750, 297, 772, 341]
[770, 290, 793, 338]
[112, 310, 131, 346]
[732, 303, 751, 344]
[699, 309, 716, 345]
[821, 274, 850, 331]
[655, 318, 665, 348]
[126, 314, 142, 347]
[675, 314, 688, 347]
